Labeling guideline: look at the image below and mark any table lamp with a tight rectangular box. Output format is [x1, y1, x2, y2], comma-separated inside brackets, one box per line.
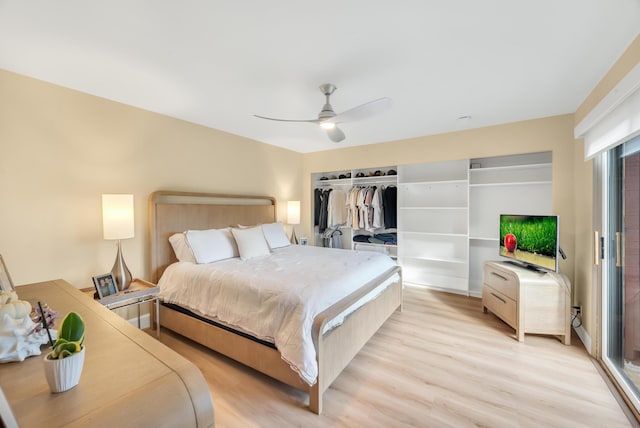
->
[102, 194, 134, 291]
[287, 201, 300, 244]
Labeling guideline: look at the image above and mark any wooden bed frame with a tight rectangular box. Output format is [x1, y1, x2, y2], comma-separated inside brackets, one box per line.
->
[148, 190, 403, 414]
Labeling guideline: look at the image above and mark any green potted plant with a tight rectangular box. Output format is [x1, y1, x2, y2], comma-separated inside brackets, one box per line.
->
[43, 311, 85, 392]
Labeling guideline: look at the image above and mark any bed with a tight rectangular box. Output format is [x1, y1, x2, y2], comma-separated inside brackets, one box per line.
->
[148, 191, 403, 414]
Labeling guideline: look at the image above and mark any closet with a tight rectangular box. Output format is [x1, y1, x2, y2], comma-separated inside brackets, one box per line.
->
[312, 166, 398, 259]
[311, 151, 552, 296]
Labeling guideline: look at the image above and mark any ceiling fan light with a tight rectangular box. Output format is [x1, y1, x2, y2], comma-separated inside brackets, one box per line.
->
[320, 122, 335, 130]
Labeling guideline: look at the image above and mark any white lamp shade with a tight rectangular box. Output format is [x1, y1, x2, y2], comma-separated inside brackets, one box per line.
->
[287, 201, 300, 225]
[102, 194, 135, 240]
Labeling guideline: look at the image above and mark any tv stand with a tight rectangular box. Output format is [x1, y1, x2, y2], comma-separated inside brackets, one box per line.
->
[482, 261, 571, 345]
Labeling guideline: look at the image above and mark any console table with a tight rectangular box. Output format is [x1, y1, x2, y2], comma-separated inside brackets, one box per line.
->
[482, 261, 571, 345]
[0, 279, 214, 427]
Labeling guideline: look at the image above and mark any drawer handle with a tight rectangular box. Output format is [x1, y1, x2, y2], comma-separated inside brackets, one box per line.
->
[490, 292, 506, 304]
[491, 272, 508, 282]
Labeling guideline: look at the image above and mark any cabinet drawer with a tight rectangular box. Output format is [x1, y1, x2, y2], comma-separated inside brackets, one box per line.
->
[483, 265, 517, 299]
[483, 286, 517, 328]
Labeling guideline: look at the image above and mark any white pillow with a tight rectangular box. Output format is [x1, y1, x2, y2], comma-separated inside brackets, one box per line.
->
[261, 222, 291, 249]
[168, 233, 196, 263]
[231, 226, 271, 260]
[185, 228, 239, 264]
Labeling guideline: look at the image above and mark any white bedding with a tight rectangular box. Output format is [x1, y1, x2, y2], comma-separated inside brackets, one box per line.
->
[157, 244, 398, 386]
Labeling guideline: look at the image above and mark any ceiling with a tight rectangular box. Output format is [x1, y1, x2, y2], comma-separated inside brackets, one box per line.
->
[1, 1, 639, 153]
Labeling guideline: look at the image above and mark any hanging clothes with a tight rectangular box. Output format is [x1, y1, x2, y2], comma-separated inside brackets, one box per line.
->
[357, 187, 367, 229]
[372, 187, 384, 229]
[382, 186, 397, 228]
[318, 188, 332, 233]
[327, 189, 347, 227]
[365, 186, 377, 232]
[314, 188, 323, 226]
[349, 186, 361, 229]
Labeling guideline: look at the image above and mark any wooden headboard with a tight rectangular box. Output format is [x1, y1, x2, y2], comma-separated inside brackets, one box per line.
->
[148, 191, 276, 282]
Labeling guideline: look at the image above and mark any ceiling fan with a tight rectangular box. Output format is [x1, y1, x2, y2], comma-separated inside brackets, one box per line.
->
[254, 83, 392, 143]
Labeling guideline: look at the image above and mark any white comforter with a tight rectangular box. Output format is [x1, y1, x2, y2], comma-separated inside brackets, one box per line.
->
[157, 245, 397, 386]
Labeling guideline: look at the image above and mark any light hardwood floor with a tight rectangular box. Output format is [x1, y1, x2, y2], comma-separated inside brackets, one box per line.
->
[158, 285, 634, 427]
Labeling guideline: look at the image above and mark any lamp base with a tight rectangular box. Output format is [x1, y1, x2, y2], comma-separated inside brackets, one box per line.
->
[111, 240, 132, 291]
[290, 227, 299, 245]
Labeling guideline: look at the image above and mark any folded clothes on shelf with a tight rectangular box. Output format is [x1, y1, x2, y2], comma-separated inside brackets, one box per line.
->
[352, 233, 397, 245]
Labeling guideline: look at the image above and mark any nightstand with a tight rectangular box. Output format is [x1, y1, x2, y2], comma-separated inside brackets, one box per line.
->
[93, 278, 160, 337]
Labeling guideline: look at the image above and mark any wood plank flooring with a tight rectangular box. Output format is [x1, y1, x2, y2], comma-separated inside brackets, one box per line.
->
[158, 285, 633, 427]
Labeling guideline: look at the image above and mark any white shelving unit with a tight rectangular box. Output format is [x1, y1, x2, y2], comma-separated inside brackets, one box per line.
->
[398, 160, 469, 294]
[310, 152, 553, 297]
[468, 152, 552, 296]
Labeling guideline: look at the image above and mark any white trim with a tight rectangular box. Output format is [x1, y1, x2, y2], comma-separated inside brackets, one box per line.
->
[468, 290, 482, 298]
[574, 323, 592, 355]
[575, 62, 640, 160]
[575, 61, 640, 138]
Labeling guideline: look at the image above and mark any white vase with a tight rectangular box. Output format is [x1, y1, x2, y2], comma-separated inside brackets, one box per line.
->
[43, 346, 85, 393]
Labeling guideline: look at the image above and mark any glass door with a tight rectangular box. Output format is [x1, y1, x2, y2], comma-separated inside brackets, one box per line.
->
[603, 134, 640, 410]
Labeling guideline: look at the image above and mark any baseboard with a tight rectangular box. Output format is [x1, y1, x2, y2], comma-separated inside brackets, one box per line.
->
[126, 313, 151, 330]
[404, 282, 475, 297]
[574, 323, 592, 354]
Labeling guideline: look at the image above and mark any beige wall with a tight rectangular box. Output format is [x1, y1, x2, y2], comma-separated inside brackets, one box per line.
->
[572, 33, 640, 349]
[303, 114, 576, 285]
[0, 69, 303, 289]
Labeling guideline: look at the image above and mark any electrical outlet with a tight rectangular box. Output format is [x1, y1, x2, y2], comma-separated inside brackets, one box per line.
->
[572, 305, 582, 315]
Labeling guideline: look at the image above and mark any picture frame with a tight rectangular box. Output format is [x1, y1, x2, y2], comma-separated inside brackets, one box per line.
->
[92, 273, 118, 299]
[0, 255, 15, 291]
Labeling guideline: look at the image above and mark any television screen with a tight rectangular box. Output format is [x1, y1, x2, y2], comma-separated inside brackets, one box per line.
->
[499, 214, 559, 272]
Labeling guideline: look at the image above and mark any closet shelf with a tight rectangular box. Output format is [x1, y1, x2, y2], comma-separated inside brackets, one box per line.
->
[353, 242, 397, 248]
[352, 176, 398, 184]
[398, 179, 467, 186]
[314, 178, 352, 186]
[399, 206, 467, 210]
[469, 181, 552, 187]
[399, 231, 467, 238]
[469, 163, 551, 173]
[402, 255, 467, 264]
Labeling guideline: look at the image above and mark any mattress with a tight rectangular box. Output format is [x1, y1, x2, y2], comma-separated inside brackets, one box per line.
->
[157, 244, 398, 385]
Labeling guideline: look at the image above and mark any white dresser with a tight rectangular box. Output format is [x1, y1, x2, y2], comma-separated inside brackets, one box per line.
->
[482, 261, 571, 345]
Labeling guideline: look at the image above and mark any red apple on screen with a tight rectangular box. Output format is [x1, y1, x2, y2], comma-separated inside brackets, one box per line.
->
[504, 233, 517, 253]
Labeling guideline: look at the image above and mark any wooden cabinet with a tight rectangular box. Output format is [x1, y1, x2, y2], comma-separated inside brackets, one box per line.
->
[482, 261, 571, 344]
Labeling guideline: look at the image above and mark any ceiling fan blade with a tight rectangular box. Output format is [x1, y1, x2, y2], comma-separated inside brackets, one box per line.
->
[253, 114, 319, 124]
[326, 126, 345, 143]
[333, 97, 392, 123]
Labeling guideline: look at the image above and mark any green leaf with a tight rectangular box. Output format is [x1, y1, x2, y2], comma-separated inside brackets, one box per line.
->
[58, 311, 85, 344]
[52, 337, 68, 349]
[50, 341, 82, 359]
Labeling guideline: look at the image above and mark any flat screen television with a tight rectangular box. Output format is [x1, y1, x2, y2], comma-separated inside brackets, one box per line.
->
[499, 214, 559, 272]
